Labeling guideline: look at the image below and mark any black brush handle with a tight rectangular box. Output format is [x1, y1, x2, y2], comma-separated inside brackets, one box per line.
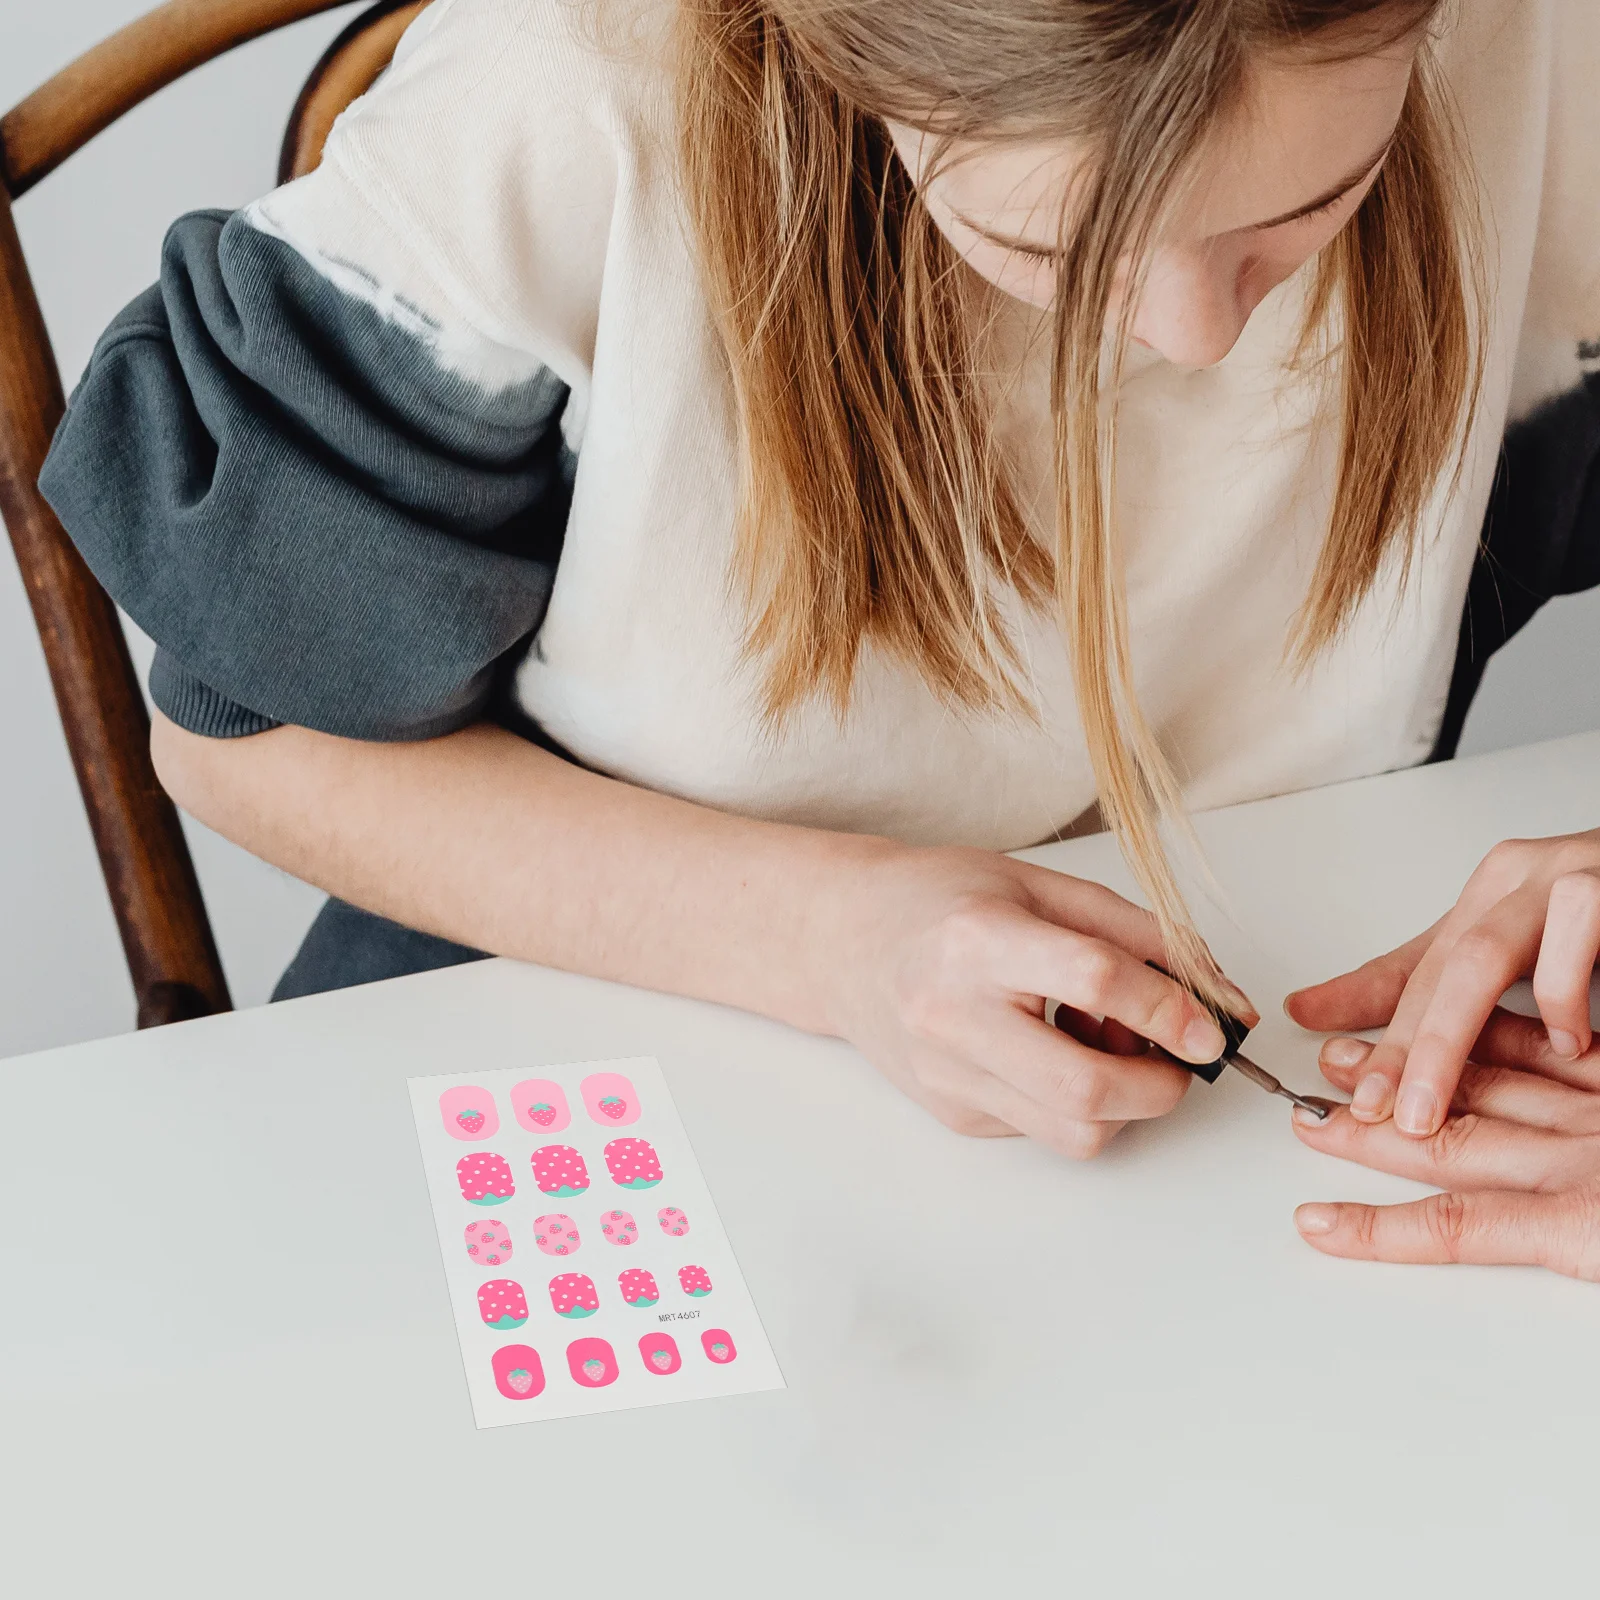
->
[1146, 962, 1252, 1084]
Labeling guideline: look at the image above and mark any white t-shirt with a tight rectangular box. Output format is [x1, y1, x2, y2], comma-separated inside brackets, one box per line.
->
[247, 0, 1600, 849]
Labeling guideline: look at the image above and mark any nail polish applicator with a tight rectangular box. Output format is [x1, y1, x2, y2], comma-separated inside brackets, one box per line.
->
[1186, 1007, 1337, 1120]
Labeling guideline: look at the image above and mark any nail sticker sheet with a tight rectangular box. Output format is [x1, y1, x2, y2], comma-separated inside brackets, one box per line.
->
[408, 1057, 784, 1428]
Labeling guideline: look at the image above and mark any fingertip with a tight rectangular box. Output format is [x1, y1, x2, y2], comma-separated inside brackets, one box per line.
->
[1393, 1084, 1441, 1138]
[1349, 1071, 1394, 1123]
[1321, 1035, 1373, 1070]
[1547, 1027, 1582, 1062]
[1295, 1202, 1339, 1237]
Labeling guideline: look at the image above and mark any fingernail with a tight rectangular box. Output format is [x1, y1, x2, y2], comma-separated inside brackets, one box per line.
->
[1322, 1036, 1371, 1068]
[1295, 1204, 1337, 1236]
[1548, 1028, 1581, 1061]
[1182, 1017, 1225, 1062]
[1351, 1072, 1391, 1119]
[1394, 1084, 1439, 1137]
[1292, 1104, 1326, 1127]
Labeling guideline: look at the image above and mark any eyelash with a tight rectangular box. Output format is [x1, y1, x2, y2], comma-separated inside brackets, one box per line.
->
[993, 187, 1350, 263]
[1295, 194, 1347, 225]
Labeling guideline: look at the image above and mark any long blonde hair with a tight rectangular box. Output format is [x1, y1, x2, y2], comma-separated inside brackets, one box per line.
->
[676, 0, 1480, 1008]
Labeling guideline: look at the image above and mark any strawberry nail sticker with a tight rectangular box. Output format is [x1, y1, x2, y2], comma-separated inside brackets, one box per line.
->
[511, 1078, 570, 1135]
[465, 1218, 513, 1267]
[533, 1213, 581, 1256]
[456, 1152, 515, 1206]
[492, 1344, 545, 1400]
[566, 1337, 618, 1388]
[678, 1264, 712, 1298]
[618, 1267, 659, 1308]
[598, 1209, 638, 1247]
[440, 1086, 499, 1141]
[478, 1279, 528, 1331]
[604, 1137, 663, 1190]
[657, 1206, 689, 1237]
[531, 1144, 589, 1198]
[701, 1329, 737, 1364]
[638, 1332, 682, 1375]
[549, 1272, 600, 1319]
[580, 1071, 640, 1127]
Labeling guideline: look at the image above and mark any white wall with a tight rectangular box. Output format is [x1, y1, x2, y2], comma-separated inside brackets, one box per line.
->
[3, 0, 1598, 1059]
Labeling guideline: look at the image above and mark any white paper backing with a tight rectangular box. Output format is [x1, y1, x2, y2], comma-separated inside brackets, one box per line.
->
[408, 1056, 785, 1427]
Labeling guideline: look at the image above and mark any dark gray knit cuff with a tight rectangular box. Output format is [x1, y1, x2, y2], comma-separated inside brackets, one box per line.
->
[150, 649, 282, 738]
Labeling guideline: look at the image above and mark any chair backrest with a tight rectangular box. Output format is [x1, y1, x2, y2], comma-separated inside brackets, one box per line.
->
[0, 0, 425, 1029]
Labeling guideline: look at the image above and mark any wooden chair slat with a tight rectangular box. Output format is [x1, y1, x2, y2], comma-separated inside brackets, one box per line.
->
[0, 187, 232, 1023]
[1, 1, 415, 1028]
[280, 0, 428, 183]
[1, 0, 356, 200]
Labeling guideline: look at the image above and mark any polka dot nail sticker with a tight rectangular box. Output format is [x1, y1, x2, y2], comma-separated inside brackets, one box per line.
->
[492, 1344, 545, 1400]
[440, 1086, 498, 1141]
[657, 1206, 689, 1237]
[533, 1213, 581, 1257]
[580, 1071, 639, 1127]
[599, 1209, 638, 1247]
[638, 1332, 682, 1376]
[456, 1152, 514, 1206]
[701, 1329, 737, 1365]
[549, 1272, 600, 1319]
[511, 1078, 570, 1135]
[566, 1337, 618, 1389]
[678, 1264, 712, 1298]
[465, 1218, 512, 1267]
[478, 1279, 528, 1332]
[618, 1267, 659, 1308]
[531, 1144, 589, 1198]
[603, 1137, 662, 1190]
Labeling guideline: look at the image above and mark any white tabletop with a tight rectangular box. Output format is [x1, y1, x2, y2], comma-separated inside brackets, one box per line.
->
[6, 735, 1600, 1598]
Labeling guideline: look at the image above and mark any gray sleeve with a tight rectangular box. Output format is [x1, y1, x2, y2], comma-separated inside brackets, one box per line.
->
[38, 207, 572, 741]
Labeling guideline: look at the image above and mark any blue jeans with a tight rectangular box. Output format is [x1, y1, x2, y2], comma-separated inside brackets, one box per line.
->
[272, 898, 487, 1001]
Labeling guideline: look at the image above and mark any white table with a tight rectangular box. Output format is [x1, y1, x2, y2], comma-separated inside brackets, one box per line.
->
[6, 735, 1600, 1599]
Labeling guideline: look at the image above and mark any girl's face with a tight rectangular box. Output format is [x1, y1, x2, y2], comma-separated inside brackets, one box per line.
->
[886, 34, 1421, 368]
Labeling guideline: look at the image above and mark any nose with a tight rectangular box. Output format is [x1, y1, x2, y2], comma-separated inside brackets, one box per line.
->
[1130, 244, 1256, 369]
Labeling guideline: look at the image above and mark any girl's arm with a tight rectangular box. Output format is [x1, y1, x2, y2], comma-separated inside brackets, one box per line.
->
[152, 711, 1231, 1154]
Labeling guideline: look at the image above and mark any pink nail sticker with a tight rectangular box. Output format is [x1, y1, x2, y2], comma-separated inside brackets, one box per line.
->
[603, 1137, 662, 1190]
[440, 1086, 498, 1141]
[492, 1344, 545, 1399]
[566, 1337, 618, 1388]
[657, 1206, 689, 1237]
[531, 1144, 589, 1197]
[478, 1278, 528, 1331]
[701, 1328, 737, 1364]
[533, 1213, 582, 1256]
[511, 1078, 570, 1134]
[455, 1152, 514, 1206]
[465, 1218, 512, 1267]
[638, 1332, 682, 1375]
[598, 1209, 638, 1247]
[549, 1272, 600, 1319]
[580, 1071, 640, 1127]
[618, 1267, 659, 1307]
[678, 1264, 712, 1298]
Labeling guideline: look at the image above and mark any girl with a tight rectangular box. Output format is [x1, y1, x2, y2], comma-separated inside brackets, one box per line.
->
[40, 0, 1600, 1273]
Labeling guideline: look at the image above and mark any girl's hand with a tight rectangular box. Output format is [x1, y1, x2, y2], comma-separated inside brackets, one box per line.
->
[815, 843, 1253, 1159]
[1285, 830, 1600, 1140]
[1289, 1012, 1600, 1280]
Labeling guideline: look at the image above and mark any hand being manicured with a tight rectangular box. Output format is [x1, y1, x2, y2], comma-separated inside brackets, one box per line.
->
[1290, 1008, 1600, 1281]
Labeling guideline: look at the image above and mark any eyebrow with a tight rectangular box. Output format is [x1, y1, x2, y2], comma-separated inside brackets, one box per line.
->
[953, 138, 1395, 260]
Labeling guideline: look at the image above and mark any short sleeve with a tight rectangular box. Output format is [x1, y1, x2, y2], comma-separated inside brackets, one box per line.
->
[38, 205, 573, 741]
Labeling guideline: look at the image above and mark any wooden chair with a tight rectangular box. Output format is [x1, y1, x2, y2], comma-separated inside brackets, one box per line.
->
[0, 0, 428, 1028]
